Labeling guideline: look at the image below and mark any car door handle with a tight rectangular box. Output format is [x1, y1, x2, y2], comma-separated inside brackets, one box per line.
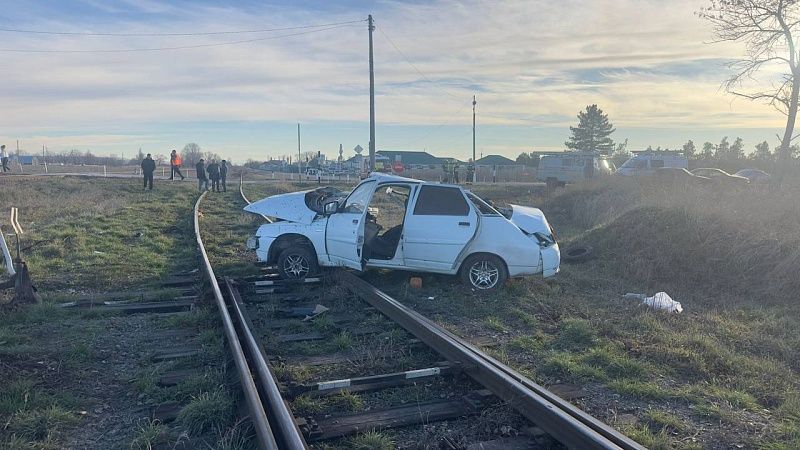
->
[352, 219, 359, 224]
[459, 221, 470, 226]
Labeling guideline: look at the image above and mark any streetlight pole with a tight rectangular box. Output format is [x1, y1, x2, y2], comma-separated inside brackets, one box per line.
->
[472, 95, 477, 183]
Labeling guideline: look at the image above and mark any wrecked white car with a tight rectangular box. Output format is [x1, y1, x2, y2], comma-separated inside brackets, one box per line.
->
[245, 173, 560, 291]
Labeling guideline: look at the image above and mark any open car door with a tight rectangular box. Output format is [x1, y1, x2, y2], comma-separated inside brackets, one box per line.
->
[325, 180, 375, 269]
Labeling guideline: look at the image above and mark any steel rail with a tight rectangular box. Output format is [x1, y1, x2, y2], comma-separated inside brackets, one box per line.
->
[332, 269, 646, 450]
[238, 169, 642, 449]
[193, 191, 279, 450]
[224, 278, 308, 450]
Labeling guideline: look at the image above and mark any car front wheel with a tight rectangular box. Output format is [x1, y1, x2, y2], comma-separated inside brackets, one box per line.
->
[277, 245, 318, 280]
[460, 254, 508, 292]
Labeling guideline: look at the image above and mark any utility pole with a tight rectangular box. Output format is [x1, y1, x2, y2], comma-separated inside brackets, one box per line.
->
[472, 95, 477, 183]
[297, 123, 302, 183]
[368, 14, 376, 172]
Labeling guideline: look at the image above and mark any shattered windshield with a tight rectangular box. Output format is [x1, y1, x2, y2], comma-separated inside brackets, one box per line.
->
[342, 181, 375, 214]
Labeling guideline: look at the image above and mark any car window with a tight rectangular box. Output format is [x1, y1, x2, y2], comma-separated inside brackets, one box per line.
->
[413, 185, 469, 216]
[650, 160, 665, 168]
[343, 181, 375, 213]
[465, 192, 499, 215]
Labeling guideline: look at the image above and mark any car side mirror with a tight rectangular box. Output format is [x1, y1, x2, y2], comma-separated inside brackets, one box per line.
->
[323, 200, 339, 215]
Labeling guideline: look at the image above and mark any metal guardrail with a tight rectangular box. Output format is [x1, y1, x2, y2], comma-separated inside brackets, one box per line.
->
[193, 191, 280, 450]
[331, 270, 645, 450]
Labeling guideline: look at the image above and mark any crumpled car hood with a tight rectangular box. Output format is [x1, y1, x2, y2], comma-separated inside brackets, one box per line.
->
[509, 204, 552, 235]
[244, 190, 317, 225]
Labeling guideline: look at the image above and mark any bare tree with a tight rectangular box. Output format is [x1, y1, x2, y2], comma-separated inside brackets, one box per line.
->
[181, 143, 202, 166]
[699, 0, 800, 183]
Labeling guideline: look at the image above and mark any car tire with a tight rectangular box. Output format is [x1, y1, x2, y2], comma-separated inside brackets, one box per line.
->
[562, 245, 593, 263]
[460, 254, 508, 292]
[277, 245, 318, 280]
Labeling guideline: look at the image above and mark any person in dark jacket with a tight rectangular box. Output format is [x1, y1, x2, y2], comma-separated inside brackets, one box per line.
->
[207, 159, 221, 192]
[170, 150, 185, 180]
[219, 160, 228, 192]
[141, 153, 156, 190]
[196, 159, 208, 191]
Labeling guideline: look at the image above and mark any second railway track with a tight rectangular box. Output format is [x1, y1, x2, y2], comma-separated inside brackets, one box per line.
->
[191, 173, 646, 449]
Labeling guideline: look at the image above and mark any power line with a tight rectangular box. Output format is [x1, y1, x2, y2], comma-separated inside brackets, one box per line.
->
[377, 26, 464, 101]
[0, 19, 364, 36]
[0, 23, 359, 53]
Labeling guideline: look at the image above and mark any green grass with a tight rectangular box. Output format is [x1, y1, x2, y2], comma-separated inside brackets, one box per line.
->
[204, 175, 800, 448]
[349, 430, 395, 450]
[0, 178, 199, 291]
[129, 418, 168, 450]
[177, 389, 234, 433]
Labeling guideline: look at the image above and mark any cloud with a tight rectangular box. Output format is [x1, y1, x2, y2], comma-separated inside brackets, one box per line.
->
[0, 0, 787, 158]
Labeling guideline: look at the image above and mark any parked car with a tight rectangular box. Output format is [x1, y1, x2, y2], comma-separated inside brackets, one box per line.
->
[690, 168, 749, 185]
[537, 153, 615, 187]
[652, 167, 712, 185]
[734, 168, 771, 184]
[616, 152, 688, 176]
[244, 173, 560, 291]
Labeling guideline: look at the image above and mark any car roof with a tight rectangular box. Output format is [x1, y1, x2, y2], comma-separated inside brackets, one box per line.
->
[363, 172, 428, 185]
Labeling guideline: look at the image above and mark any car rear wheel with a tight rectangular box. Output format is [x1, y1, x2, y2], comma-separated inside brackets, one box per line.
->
[460, 254, 508, 292]
[277, 245, 318, 280]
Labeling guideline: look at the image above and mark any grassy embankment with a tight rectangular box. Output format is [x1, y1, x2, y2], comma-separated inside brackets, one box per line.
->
[243, 178, 800, 449]
[405, 178, 800, 450]
[0, 177, 244, 449]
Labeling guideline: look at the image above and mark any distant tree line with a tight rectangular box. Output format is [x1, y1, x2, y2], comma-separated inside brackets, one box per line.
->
[28, 142, 226, 167]
[514, 104, 799, 173]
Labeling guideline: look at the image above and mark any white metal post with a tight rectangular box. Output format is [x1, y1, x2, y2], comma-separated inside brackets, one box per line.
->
[0, 226, 16, 277]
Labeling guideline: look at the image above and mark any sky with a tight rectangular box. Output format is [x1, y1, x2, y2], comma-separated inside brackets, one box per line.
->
[0, 0, 790, 162]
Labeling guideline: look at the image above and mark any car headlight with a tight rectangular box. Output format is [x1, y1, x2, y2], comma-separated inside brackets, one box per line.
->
[531, 232, 556, 248]
[246, 236, 259, 250]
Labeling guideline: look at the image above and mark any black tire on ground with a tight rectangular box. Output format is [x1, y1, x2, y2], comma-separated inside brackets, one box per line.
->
[460, 254, 509, 292]
[562, 245, 594, 263]
[277, 245, 319, 280]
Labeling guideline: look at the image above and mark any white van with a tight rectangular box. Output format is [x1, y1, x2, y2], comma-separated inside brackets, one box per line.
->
[616, 152, 687, 176]
[537, 153, 615, 187]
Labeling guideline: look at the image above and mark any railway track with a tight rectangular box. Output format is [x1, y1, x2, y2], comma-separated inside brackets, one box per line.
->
[190, 173, 645, 449]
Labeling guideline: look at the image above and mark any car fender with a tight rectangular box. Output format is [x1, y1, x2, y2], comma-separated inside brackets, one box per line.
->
[256, 220, 329, 264]
[456, 216, 542, 276]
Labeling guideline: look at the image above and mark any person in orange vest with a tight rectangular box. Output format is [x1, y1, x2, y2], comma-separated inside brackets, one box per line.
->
[169, 150, 186, 180]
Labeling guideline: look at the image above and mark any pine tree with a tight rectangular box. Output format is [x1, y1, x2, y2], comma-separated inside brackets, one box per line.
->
[754, 141, 771, 159]
[682, 140, 696, 157]
[701, 142, 715, 159]
[715, 137, 730, 159]
[565, 104, 616, 155]
[730, 137, 744, 159]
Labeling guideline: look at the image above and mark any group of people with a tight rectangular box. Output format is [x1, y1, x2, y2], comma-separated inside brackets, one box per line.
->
[1, 145, 10, 173]
[139, 149, 228, 192]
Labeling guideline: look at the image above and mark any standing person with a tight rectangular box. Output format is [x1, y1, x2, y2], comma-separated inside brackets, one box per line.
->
[219, 160, 228, 192]
[140, 153, 156, 190]
[195, 159, 208, 191]
[0, 145, 9, 173]
[207, 159, 221, 192]
[170, 150, 185, 181]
